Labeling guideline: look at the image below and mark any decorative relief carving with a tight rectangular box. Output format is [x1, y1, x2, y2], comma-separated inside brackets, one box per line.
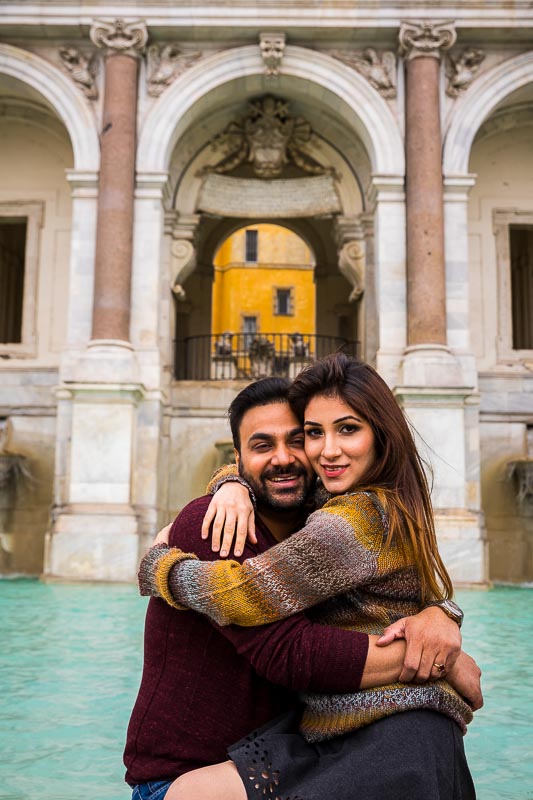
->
[90, 18, 148, 57]
[147, 45, 202, 97]
[259, 32, 286, 76]
[330, 49, 396, 98]
[59, 47, 98, 99]
[399, 20, 457, 60]
[445, 48, 485, 97]
[208, 96, 325, 179]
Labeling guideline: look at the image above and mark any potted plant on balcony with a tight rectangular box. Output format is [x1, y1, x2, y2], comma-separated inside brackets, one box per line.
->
[248, 336, 275, 377]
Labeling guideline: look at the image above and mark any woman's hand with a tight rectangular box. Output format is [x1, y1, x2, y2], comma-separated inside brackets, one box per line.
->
[153, 523, 172, 547]
[202, 482, 256, 557]
[446, 651, 483, 711]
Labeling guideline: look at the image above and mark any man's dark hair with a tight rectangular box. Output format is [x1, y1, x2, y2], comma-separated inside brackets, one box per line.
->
[228, 377, 291, 452]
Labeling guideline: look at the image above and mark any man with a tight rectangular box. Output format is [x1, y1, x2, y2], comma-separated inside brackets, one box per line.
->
[125, 378, 481, 798]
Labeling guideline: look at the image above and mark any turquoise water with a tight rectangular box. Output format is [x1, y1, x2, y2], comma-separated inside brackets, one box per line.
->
[0, 582, 531, 800]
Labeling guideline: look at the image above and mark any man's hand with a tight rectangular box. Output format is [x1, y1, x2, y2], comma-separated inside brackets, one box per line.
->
[447, 651, 483, 711]
[377, 605, 462, 683]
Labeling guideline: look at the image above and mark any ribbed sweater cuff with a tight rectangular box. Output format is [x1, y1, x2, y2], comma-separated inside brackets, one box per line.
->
[206, 464, 256, 506]
[138, 544, 198, 609]
[309, 627, 369, 693]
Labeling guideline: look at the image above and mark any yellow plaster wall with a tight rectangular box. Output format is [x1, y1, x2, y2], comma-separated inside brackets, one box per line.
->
[212, 224, 315, 336]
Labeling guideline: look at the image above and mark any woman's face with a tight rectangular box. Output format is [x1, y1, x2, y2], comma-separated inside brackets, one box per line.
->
[303, 394, 376, 494]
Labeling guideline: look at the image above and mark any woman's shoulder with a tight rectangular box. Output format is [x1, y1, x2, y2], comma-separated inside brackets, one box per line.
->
[320, 490, 388, 530]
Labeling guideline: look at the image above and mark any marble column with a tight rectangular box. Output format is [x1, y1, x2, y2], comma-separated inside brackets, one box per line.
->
[399, 20, 456, 348]
[90, 18, 148, 342]
[45, 20, 151, 582]
[393, 22, 486, 585]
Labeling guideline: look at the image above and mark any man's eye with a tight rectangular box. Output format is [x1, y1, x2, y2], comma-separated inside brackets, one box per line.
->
[253, 443, 271, 451]
[291, 437, 305, 448]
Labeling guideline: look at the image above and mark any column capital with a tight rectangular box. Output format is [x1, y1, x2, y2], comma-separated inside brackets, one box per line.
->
[399, 20, 456, 61]
[90, 18, 148, 58]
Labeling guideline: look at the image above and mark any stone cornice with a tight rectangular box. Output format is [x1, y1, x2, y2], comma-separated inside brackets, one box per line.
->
[1, 4, 532, 38]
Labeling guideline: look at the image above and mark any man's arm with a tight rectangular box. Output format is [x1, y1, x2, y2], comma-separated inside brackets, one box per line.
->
[143, 498, 467, 691]
[152, 497, 369, 695]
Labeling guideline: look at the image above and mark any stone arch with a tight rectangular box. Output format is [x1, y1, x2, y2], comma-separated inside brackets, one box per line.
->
[137, 44, 404, 176]
[0, 43, 99, 171]
[444, 51, 533, 175]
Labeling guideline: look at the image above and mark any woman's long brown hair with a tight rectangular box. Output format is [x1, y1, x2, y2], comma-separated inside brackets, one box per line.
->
[288, 353, 453, 602]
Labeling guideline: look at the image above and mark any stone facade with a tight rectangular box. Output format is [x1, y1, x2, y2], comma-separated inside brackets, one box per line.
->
[0, 2, 532, 584]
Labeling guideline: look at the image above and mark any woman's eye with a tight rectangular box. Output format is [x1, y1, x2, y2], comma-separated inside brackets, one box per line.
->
[340, 424, 360, 434]
[305, 428, 322, 438]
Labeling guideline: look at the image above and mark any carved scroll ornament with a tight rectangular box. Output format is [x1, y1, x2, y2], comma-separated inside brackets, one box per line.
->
[330, 48, 396, 98]
[399, 20, 457, 60]
[339, 240, 365, 303]
[147, 45, 202, 97]
[171, 239, 196, 301]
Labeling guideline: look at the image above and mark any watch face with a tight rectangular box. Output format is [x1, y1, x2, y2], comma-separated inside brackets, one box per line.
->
[444, 600, 463, 622]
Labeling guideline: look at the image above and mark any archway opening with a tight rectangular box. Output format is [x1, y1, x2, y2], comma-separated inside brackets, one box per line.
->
[175, 222, 360, 380]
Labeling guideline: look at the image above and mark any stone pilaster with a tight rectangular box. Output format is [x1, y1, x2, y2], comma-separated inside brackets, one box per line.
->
[90, 18, 148, 343]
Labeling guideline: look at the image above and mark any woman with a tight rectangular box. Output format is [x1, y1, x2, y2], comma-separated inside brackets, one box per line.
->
[139, 354, 476, 800]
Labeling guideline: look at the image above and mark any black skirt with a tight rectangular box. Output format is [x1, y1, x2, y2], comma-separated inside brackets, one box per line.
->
[228, 708, 476, 800]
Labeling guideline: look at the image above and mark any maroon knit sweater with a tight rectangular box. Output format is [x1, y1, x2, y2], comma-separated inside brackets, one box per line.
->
[124, 496, 369, 786]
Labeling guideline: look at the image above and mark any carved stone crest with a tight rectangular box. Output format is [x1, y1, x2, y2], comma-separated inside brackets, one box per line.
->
[330, 48, 396, 98]
[399, 20, 457, 60]
[208, 96, 325, 179]
[90, 18, 148, 57]
[445, 48, 485, 97]
[259, 32, 286, 76]
[59, 47, 98, 99]
[147, 45, 202, 97]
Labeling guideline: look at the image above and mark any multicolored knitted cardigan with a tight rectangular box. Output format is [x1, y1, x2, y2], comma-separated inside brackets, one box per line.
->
[139, 486, 473, 742]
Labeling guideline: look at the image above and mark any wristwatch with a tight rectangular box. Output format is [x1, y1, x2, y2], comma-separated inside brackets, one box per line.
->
[426, 599, 464, 628]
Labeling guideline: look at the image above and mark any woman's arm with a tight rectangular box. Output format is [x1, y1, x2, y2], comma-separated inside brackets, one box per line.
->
[139, 492, 395, 626]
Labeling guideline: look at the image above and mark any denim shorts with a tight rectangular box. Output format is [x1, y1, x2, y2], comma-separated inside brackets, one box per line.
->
[131, 780, 173, 800]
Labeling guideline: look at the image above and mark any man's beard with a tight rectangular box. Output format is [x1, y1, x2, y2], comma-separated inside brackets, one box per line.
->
[238, 463, 312, 514]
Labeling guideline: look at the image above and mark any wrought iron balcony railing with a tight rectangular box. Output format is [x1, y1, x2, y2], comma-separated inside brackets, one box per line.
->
[174, 333, 359, 381]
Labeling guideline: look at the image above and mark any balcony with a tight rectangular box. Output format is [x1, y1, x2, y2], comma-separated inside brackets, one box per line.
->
[174, 333, 359, 381]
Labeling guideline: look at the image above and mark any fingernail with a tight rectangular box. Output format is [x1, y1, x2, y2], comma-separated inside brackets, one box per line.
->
[220, 549, 227, 557]
[212, 545, 219, 552]
[234, 550, 241, 557]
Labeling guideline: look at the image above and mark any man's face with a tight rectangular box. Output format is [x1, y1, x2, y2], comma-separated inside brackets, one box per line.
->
[236, 402, 314, 512]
